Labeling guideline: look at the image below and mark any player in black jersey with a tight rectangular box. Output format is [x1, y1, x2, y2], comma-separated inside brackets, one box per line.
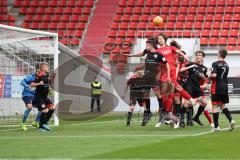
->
[210, 49, 235, 132]
[122, 70, 145, 126]
[134, 38, 171, 126]
[179, 51, 208, 127]
[32, 62, 55, 131]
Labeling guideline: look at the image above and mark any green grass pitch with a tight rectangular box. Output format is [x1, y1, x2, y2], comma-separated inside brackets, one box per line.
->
[0, 114, 239, 160]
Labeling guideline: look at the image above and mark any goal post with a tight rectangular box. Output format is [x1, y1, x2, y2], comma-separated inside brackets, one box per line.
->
[0, 24, 59, 126]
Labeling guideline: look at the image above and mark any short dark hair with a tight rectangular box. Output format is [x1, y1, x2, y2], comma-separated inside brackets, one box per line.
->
[218, 49, 227, 58]
[170, 40, 181, 49]
[146, 37, 157, 49]
[195, 50, 205, 57]
[158, 33, 168, 42]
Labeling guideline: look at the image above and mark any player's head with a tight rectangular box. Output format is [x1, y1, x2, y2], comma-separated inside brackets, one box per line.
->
[195, 50, 205, 63]
[178, 50, 186, 63]
[218, 49, 227, 59]
[157, 33, 168, 46]
[39, 62, 49, 72]
[170, 40, 181, 49]
[94, 76, 98, 82]
[146, 37, 157, 51]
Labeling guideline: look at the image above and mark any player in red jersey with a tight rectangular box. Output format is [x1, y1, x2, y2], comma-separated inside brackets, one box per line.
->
[155, 34, 199, 128]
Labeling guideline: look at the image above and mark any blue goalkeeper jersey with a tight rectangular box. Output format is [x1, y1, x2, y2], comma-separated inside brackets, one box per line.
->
[20, 74, 36, 97]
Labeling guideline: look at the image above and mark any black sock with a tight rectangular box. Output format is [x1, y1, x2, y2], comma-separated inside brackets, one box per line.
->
[213, 112, 219, 128]
[127, 111, 133, 121]
[222, 108, 232, 123]
[181, 106, 187, 114]
[45, 109, 55, 124]
[39, 112, 47, 128]
[157, 98, 163, 110]
[187, 108, 193, 123]
[195, 106, 205, 119]
[145, 98, 150, 110]
[175, 104, 181, 117]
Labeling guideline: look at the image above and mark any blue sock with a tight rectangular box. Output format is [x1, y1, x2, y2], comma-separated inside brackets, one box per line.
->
[22, 108, 32, 123]
[35, 111, 41, 122]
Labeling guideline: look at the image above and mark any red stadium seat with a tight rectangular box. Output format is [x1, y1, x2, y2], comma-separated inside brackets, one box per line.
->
[234, 6, 240, 14]
[76, 1, 85, 7]
[226, 45, 235, 51]
[39, 22, 48, 29]
[67, 22, 76, 30]
[201, 30, 210, 37]
[237, 0, 240, 5]
[108, 31, 116, 38]
[30, 0, 39, 7]
[233, 14, 240, 21]
[148, 23, 156, 30]
[211, 30, 219, 37]
[111, 22, 119, 30]
[214, 14, 222, 21]
[133, 7, 142, 14]
[143, 7, 151, 14]
[220, 30, 229, 37]
[67, 0, 76, 7]
[217, 0, 225, 6]
[175, 22, 184, 29]
[76, 23, 85, 30]
[85, 0, 94, 7]
[138, 22, 147, 30]
[184, 22, 193, 29]
[205, 14, 213, 22]
[162, 0, 172, 7]
[127, 0, 135, 7]
[168, 14, 176, 21]
[74, 30, 83, 38]
[225, 7, 233, 14]
[83, 7, 91, 15]
[161, 7, 169, 14]
[169, 7, 178, 14]
[209, 38, 218, 45]
[152, 7, 160, 14]
[122, 15, 131, 22]
[179, 7, 188, 14]
[59, 0, 67, 7]
[125, 7, 133, 14]
[58, 22, 67, 30]
[212, 22, 221, 29]
[229, 30, 239, 37]
[223, 14, 232, 21]
[52, 15, 60, 22]
[145, 0, 153, 7]
[141, 15, 149, 22]
[34, 15, 43, 22]
[194, 22, 202, 30]
[132, 15, 140, 22]
[113, 15, 121, 22]
[71, 15, 79, 22]
[119, 22, 128, 30]
[231, 22, 240, 29]
[129, 22, 137, 30]
[39, 0, 48, 7]
[49, 22, 57, 30]
[136, 0, 144, 7]
[206, 7, 215, 14]
[199, 0, 208, 6]
[172, 0, 181, 6]
[36, 8, 45, 15]
[177, 14, 185, 22]
[25, 15, 33, 22]
[228, 38, 237, 45]
[28, 7, 36, 15]
[182, 0, 190, 6]
[118, 0, 126, 7]
[22, 22, 30, 28]
[187, 14, 195, 22]
[198, 7, 206, 14]
[80, 15, 88, 22]
[46, 7, 55, 14]
[215, 7, 224, 14]
[191, 0, 198, 6]
[222, 22, 231, 29]
[55, 8, 64, 15]
[218, 38, 227, 45]
[116, 7, 124, 15]
[166, 22, 174, 29]
[200, 38, 208, 45]
[196, 14, 204, 21]
[72, 8, 82, 15]
[127, 30, 136, 38]
[203, 22, 212, 29]
[64, 7, 73, 15]
[117, 30, 126, 38]
[31, 22, 39, 29]
[71, 38, 80, 46]
[227, 0, 235, 6]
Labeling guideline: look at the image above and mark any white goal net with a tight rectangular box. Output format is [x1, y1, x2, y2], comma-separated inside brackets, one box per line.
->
[0, 24, 59, 127]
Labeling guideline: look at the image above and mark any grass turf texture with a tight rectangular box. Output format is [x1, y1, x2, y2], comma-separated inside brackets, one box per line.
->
[0, 114, 239, 160]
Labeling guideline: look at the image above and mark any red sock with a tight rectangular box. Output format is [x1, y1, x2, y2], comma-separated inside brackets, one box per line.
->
[204, 110, 212, 124]
[180, 89, 192, 100]
[165, 93, 174, 112]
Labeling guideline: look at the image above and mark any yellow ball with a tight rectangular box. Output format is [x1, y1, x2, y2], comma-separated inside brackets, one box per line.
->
[153, 16, 163, 26]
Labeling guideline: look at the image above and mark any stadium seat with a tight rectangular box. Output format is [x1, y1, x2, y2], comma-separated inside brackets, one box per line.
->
[199, 0, 208, 6]
[122, 15, 131, 22]
[214, 14, 222, 21]
[209, 38, 218, 45]
[152, 7, 160, 14]
[127, 30, 136, 38]
[136, 0, 144, 7]
[133, 7, 142, 14]
[231, 22, 240, 29]
[196, 14, 204, 22]
[187, 14, 195, 22]
[161, 7, 169, 14]
[168, 15, 177, 22]
[225, 7, 233, 14]
[129, 22, 137, 30]
[111, 22, 119, 30]
[179, 7, 187, 14]
[169, 7, 178, 14]
[145, 0, 154, 7]
[67, 22, 76, 30]
[206, 7, 215, 14]
[212, 22, 221, 29]
[119, 22, 128, 30]
[76, 23, 85, 30]
[46, 7, 55, 14]
[194, 22, 202, 30]
[172, 0, 181, 6]
[117, 30, 126, 38]
[39, 22, 48, 29]
[52, 15, 60, 22]
[148, 23, 156, 30]
[218, 38, 227, 45]
[229, 30, 239, 37]
[184, 22, 193, 29]
[198, 7, 206, 14]
[211, 30, 219, 37]
[125, 7, 133, 15]
[234, 6, 240, 14]
[175, 22, 184, 29]
[70, 38, 80, 46]
[116, 7, 124, 15]
[108, 31, 116, 38]
[182, 0, 190, 6]
[166, 22, 174, 30]
[223, 14, 232, 21]
[227, 0, 235, 6]
[67, 0, 76, 7]
[132, 15, 140, 22]
[138, 22, 147, 30]
[233, 14, 240, 21]
[201, 30, 210, 37]
[143, 7, 151, 14]
[30, 0, 39, 7]
[220, 30, 229, 37]
[177, 14, 185, 22]
[74, 30, 83, 38]
[205, 14, 213, 22]
[228, 38, 237, 45]
[49, 22, 57, 30]
[222, 22, 231, 29]
[215, 7, 224, 14]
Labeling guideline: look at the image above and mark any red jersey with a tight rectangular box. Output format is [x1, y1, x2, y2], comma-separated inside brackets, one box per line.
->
[157, 46, 178, 82]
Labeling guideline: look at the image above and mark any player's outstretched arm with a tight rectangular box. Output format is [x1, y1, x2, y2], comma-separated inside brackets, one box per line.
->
[176, 50, 190, 62]
[180, 64, 198, 72]
[30, 81, 44, 87]
[121, 83, 129, 99]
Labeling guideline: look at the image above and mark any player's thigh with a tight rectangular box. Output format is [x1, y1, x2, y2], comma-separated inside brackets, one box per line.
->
[22, 96, 34, 109]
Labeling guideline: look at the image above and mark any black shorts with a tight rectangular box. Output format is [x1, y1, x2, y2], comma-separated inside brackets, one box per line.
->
[130, 90, 144, 106]
[142, 75, 161, 89]
[33, 97, 53, 111]
[211, 94, 229, 105]
[185, 80, 203, 98]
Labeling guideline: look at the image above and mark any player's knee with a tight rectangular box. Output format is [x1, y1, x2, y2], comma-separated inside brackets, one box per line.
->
[42, 108, 49, 113]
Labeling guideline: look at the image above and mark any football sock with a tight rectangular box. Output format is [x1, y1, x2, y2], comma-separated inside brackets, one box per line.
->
[204, 110, 212, 124]
[175, 104, 181, 117]
[22, 108, 32, 123]
[39, 112, 47, 128]
[35, 111, 41, 123]
[213, 112, 219, 128]
[222, 108, 232, 123]
[195, 106, 205, 119]
[45, 109, 55, 124]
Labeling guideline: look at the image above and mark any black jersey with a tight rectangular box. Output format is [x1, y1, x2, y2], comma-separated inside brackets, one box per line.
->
[144, 51, 167, 77]
[186, 62, 208, 83]
[127, 76, 144, 91]
[211, 60, 229, 95]
[34, 72, 50, 98]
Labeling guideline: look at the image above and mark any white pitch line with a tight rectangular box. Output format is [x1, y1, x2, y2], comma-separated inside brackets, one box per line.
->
[192, 125, 240, 136]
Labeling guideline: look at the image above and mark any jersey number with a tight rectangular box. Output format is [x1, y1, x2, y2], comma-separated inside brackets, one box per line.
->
[221, 67, 226, 79]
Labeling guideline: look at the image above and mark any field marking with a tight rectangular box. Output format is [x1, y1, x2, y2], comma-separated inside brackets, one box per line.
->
[192, 125, 240, 136]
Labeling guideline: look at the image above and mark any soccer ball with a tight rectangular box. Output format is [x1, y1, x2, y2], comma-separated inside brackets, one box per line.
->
[153, 16, 163, 26]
